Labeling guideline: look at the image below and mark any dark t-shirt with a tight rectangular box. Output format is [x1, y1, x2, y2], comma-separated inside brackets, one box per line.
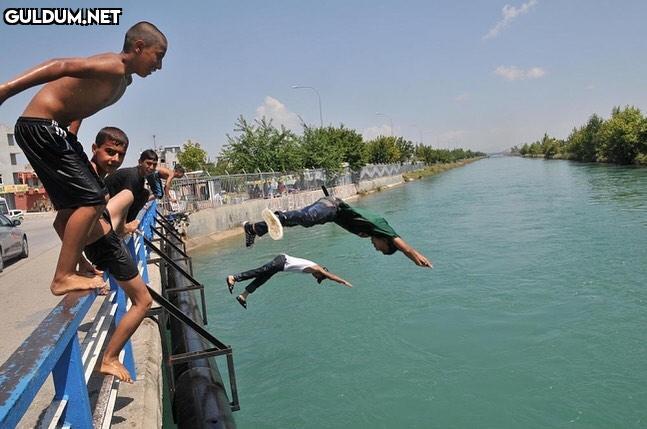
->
[105, 166, 149, 222]
[334, 200, 399, 238]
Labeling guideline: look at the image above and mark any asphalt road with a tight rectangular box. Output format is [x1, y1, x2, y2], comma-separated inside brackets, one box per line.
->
[0, 212, 58, 276]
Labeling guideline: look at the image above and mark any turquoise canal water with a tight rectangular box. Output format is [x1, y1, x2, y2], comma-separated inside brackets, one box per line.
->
[188, 157, 647, 428]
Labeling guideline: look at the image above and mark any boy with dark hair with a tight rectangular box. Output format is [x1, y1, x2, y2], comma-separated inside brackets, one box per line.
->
[226, 254, 352, 309]
[85, 126, 153, 383]
[244, 195, 432, 268]
[105, 150, 158, 236]
[146, 163, 186, 201]
[0, 21, 167, 295]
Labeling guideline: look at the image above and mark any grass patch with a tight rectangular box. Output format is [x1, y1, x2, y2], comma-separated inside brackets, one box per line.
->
[402, 158, 484, 181]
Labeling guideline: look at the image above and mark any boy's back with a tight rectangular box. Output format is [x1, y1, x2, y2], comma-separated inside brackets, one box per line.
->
[22, 53, 131, 126]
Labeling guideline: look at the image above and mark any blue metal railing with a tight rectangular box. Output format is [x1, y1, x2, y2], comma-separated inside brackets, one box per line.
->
[0, 200, 158, 428]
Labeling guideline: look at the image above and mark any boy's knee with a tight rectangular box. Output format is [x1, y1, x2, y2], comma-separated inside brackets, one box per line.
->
[142, 292, 153, 310]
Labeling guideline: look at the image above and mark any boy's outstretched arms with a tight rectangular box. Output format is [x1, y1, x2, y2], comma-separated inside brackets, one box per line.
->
[393, 237, 433, 268]
[309, 265, 353, 288]
[0, 54, 125, 104]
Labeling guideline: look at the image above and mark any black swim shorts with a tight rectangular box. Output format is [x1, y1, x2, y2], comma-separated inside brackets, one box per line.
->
[84, 230, 139, 282]
[14, 117, 108, 210]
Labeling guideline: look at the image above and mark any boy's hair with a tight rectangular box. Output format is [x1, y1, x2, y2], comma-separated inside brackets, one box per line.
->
[123, 21, 167, 52]
[174, 164, 185, 174]
[139, 149, 159, 162]
[95, 127, 129, 147]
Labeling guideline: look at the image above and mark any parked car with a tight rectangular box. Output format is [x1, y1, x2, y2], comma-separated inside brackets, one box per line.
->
[0, 214, 28, 272]
[8, 209, 24, 222]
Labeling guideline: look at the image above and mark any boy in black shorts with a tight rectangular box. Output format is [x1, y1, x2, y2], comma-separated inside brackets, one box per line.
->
[0, 22, 167, 296]
[84, 126, 153, 383]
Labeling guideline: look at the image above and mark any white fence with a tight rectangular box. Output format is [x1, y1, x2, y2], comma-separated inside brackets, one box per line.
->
[170, 162, 424, 211]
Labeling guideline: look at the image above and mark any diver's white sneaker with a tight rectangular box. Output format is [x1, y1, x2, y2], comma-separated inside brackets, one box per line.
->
[262, 208, 283, 240]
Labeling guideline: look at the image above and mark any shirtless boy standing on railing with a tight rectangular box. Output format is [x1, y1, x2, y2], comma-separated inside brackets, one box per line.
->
[0, 21, 167, 296]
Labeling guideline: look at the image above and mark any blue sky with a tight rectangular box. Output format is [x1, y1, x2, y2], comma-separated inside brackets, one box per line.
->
[1, 0, 647, 165]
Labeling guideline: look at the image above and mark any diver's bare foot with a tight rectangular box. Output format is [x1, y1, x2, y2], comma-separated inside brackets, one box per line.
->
[99, 359, 133, 383]
[50, 273, 107, 296]
[226, 275, 235, 294]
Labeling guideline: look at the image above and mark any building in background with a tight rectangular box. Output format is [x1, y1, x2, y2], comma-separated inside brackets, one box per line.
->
[0, 124, 51, 211]
[155, 145, 182, 169]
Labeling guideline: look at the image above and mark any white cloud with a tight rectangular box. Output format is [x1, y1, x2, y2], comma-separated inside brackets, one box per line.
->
[255, 96, 301, 129]
[362, 124, 394, 140]
[494, 65, 546, 81]
[483, 0, 538, 40]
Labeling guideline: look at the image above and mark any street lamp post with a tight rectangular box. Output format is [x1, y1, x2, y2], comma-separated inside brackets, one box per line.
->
[375, 112, 394, 137]
[291, 85, 323, 127]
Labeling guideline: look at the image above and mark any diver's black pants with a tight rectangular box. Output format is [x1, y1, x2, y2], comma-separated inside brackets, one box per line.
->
[252, 197, 340, 237]
[234, 254, 286, 293]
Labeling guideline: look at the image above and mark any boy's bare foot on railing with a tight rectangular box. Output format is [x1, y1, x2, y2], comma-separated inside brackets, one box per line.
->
[100, 359, 133, 383]
[50, 274, 107, 296]
[124, 219, 140, 235]
[77, 256, 103, 277]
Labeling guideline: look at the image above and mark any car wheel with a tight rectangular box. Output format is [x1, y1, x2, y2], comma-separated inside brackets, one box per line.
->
[20, 236, 28, 258]
[0, 248, 4, 273]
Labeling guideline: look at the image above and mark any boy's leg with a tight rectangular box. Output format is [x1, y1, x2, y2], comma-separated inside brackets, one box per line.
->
[243, 272, 275, 295]
[54, 209, 110, 276]
[106, 189, 135, 236]
[249, 198, 338, 237]
[14, 119, 109, 294]
[233, 255, 285, 281]
[100, 275, 152, 383]
[51, 204, 107, 295]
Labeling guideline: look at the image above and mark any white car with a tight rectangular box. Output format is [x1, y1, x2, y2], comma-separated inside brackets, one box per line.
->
[0, 214, 28, 272]
[7, 209, 24, 222]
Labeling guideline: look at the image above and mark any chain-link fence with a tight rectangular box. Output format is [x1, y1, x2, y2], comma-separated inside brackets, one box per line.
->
[169, 162, 424, 211]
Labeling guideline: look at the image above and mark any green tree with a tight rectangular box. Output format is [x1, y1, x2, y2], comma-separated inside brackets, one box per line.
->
[177, 140, 208, 171]
[566, 114, 604, 162]
[366, 136, 401, 164]
[597, 106, 645, 164]
[221, 116, 303, 173]
[299, 125, 367, 172]
[395, 137, 414, 163]
[332, 125, 367, 170]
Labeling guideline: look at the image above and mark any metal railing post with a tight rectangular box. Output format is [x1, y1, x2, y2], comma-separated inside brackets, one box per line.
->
[52, 336, 93, 428]
[111, 275, 137, 380]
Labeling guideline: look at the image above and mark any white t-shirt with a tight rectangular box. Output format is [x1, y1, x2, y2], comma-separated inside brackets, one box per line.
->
[282, 254, 317, 273]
